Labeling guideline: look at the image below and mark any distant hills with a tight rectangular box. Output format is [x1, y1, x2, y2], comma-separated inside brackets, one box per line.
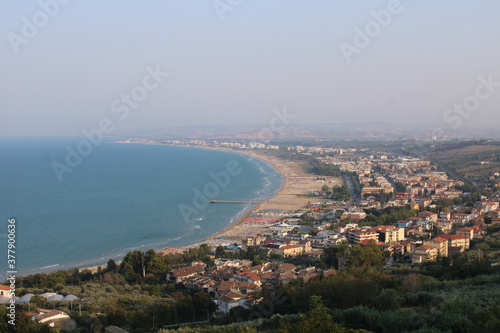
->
[115, 123, 500, 141]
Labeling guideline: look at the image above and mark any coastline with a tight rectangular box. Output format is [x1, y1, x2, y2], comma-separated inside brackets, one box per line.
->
[157, 146, 291, 254]
[84, 143, 336, 272]
[156, 145, 336, 254]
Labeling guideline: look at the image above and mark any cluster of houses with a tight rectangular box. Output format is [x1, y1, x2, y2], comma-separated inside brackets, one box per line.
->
[166, 194, 495, 313]
[167, 201, 492, 315]
[166, 259, 335, 313]
[223, 197, 494, 265]
[3, 149, 495, 325]
[320, 154, 465, 210]
[160, 151, 498, 315]
[220, 169, 497, 264]
[238, 212, 487, 264]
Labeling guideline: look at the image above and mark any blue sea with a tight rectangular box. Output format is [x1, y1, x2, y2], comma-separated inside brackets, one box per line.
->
[0, 137, 283, 276]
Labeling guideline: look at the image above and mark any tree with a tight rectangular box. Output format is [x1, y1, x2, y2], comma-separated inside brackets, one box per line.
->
[394, 182, 407, 193]
[107, 308, 129, 328]
[147, 255, 169, 275]
[331, 186, 350, 201]
[375, 289, 400, 311]
[323, 243, 349, 268]
[31, 295, 47, 308]
[322, 184, 330, 192]
[436, 198, 454, 208]
[335, 209, 345, 220]
[216, 245, 226, 256]
[120, 250, 146, 281]
[0, 307, 53, 333]
[296, 295, 345, 333]
[348, 243, 385, 270]
[309, 164, 342, 177]
[472, 305, 500, 333]
[106, 259, 118, 273]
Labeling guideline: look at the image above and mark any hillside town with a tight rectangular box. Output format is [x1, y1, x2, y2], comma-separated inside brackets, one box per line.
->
[2, 141, 500, 332]
[156, 143, 499, 315]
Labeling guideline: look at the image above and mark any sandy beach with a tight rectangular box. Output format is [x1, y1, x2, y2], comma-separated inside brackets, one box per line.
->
[158, 146, 341, 253]
[83, 144, 340, 273]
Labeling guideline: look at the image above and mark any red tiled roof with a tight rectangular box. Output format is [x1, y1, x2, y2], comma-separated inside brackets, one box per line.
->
[440, 234, 469, 240]
[224, 291, 245, 299]
[218, 295, 241, 303]
[280, 245, 302, 250]
[170, 266, 203, 277]
[238, 272, 261, 281]
[431, 237, 447, 243]
[415, 245, 436, 250]
[419, 211, 437, 215]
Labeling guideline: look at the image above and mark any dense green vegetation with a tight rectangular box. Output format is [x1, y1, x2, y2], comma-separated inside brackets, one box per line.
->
[362, 192, 391, 204]
[308, 164, 342, 177]
[394, 182, 407, 193]
[361, 206, 418, 226]
[186, 239, 500, 333]
[210, 238, 498, 332]
[0, 307, 53, 333]
[330, 185, 351, 201]
[3, 225, 500, 333]
[4, 245, 216, 333]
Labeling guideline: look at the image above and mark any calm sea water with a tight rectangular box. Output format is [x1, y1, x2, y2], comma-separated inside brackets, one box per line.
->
[0, 137, 283, 276]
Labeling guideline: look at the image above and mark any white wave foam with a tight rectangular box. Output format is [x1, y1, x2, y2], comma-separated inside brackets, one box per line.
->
[39, 264, 59, 270]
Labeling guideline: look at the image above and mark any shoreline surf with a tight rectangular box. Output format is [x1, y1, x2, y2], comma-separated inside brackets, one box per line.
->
[82, 143, 294, 273]
[8, 142, 286, 276]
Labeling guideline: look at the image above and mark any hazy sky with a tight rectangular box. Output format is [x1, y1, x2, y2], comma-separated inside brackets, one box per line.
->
[1, 0, 499, 136]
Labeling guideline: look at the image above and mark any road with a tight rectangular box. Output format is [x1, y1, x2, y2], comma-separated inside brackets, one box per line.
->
[344, 175, 360, 205]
